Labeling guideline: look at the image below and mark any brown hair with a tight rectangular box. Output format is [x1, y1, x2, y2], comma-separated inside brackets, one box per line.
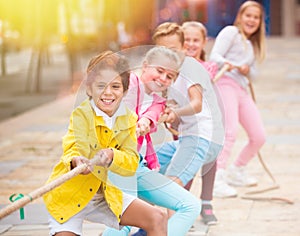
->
[234, 0, 266, 62]
[182, 21, 207, 61]
[152, 22, 184, 46]
[86, 51, 130, 92]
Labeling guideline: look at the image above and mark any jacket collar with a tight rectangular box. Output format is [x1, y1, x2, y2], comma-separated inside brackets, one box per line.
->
[82, 99, 137, 131]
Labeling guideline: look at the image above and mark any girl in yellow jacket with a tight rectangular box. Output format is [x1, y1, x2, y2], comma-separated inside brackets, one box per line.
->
[43, 51, 168, 236]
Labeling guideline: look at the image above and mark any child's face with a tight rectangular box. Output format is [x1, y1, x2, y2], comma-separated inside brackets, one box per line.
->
[183, 26, 205, 60]
[87, 69, 125, 117]
[240, 6, 261, 38]
[155, 34, 183, 52]
[142, 56, 178, 93]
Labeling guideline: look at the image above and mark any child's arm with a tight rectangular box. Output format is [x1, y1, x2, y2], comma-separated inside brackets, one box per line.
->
[139, 97, 166, 133]
[62, 106, 139, 176]
[209, 26, 238, 68]
[61, 109, 92, 170]
[165, 84, 203, 123]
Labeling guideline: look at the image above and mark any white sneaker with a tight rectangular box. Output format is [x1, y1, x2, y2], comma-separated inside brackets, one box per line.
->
[227, 164, 257, 187]
[213, 169, 238, 198]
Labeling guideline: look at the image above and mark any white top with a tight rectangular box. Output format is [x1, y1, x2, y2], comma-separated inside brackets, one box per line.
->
[209, 25, 257, 89]
[90, 99, 126, 129]
[168, 56, 224, 144]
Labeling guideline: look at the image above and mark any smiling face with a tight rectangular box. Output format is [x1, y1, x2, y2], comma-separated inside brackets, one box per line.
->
[87, 69, 125, 117]
[142, 61, 178, 94]
[239, 5, 261, 38]
[140, 47, 180, 94]
[183, 26, 206, 60]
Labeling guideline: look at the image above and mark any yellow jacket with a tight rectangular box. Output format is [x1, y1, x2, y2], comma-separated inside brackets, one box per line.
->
[43, 99, 139, 223]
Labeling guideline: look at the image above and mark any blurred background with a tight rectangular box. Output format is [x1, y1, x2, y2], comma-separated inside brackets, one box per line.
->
[0, 0, 299, 120]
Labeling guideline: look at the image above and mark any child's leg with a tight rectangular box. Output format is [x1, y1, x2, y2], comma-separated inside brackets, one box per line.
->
[201, 142, 222, 200]
[164, 136, 210, 186]
[235, 93, 266, 166]
[101, 167, 139, 236]
[55, 233, 77, 236]
[215, 81, 240, 169]
[101, 226, 131, 236]
[137, 166, 201, 236]
[217, 82, 240, 169]
[155, 140, 179, 175]
[201, 161, 216, 201]
[120, 198, 168, 236]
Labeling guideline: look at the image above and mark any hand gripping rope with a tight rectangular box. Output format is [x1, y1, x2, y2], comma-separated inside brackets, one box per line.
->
[0, 154, 110, 220]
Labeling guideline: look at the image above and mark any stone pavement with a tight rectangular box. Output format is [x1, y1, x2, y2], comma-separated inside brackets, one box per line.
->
[0, 37, 300, 235]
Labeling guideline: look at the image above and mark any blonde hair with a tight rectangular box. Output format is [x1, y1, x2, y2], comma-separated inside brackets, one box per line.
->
[182, 21, 207, 61]
[152, 22, 184, 46]
[144, 46, 182, 71]
[234, 0, 266, 62]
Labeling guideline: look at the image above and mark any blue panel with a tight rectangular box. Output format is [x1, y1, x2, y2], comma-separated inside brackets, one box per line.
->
[206, 0, 271, 37]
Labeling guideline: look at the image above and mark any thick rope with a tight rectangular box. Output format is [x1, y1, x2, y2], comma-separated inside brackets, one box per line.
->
[0, 154, 107, 220]
[213, 64, 294, 204]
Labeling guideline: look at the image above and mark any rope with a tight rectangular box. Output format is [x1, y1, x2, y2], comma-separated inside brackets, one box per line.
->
[0, 162, 90, 220]
[213, 64, 294, 204]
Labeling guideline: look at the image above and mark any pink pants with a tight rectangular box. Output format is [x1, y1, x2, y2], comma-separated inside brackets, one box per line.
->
[216, 77, 266, 169]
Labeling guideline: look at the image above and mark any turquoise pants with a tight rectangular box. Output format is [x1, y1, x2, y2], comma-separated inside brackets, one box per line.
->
[102, 162, 201, 236]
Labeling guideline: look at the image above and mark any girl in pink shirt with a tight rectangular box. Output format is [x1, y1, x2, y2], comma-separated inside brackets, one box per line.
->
[210, 1, 266, 197]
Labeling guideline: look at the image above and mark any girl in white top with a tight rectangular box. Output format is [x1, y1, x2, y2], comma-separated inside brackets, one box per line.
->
[152, 22, 224, 190]
[209, 1, 267, 198]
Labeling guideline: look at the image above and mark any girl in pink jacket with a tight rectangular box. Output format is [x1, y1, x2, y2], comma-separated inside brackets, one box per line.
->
[103, 46, 202, 236]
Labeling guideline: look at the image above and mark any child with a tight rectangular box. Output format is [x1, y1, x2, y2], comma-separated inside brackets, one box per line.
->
[43, 51, 168, 236]
[181, 20, 224, 225]
[102, 46, 201, 236]
[209, 1, 266, 198]
[152, 22, 224, 226]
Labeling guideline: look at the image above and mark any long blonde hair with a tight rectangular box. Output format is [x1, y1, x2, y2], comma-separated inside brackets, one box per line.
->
[182, 21, 207, 61]
[234, 0, 266, 62]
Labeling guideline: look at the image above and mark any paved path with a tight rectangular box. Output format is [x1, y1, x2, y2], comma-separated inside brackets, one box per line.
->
[0, 37, 299, 235]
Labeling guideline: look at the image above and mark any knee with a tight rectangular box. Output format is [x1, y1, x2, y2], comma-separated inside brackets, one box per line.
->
[250, 132, 266, 149]
[225, 128, 238, 143]
[154, 208, 168, 226]
[186, 196, 201, 217]
[176, 193, 201, 219]
[147, 208, 168, 231]
[185, 198, 201, 221]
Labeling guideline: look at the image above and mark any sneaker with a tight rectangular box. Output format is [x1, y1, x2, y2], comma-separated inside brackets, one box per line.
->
[213, 169, 238, 198]
[201, 204, 218, 225]
[227, 164, 257, 187]
[132, 228, 147, 236]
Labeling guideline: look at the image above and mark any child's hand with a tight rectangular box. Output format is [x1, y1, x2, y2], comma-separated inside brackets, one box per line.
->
[237, 64, 250, 75]
[94, 149, 114, 167]
[166, 99, 178, 108]
[71, 156, 93, 175]
[164, 107, 179, 124]
[137, 117, 151, 136]
[224, 62, 235, 71]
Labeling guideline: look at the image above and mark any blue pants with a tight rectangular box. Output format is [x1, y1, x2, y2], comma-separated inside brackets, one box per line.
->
[102, 163, 201, 236]
[156, 136, 211, 186]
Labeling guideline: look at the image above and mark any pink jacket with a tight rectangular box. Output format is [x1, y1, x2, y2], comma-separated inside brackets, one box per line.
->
[123, 73, 166, 170]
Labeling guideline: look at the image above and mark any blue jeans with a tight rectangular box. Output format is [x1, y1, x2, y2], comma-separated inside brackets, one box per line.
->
[156, 136, 210, 186]
[102, 163, 201, 236]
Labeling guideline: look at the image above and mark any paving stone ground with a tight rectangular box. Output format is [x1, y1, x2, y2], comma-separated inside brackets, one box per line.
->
[0, 37, 299, 235]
